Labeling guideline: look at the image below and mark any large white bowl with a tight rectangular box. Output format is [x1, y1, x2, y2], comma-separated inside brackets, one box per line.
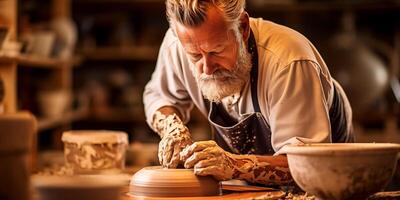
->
[281, 143, 400, 200]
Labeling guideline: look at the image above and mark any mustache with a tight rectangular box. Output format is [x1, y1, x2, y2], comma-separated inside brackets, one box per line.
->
[198, 69, 236, 81]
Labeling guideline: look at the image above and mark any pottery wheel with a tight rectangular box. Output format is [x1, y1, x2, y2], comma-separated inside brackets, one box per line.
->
[129, 166, 221, 197]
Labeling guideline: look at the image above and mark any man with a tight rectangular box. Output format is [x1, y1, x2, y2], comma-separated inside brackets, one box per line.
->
[143, 0, 354, 186]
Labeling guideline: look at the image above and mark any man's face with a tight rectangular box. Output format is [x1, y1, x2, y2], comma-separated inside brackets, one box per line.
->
[175, 6, 252, 102]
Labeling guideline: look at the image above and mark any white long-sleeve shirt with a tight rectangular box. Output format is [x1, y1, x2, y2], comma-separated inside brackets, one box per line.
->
[143, 18, 353, 153]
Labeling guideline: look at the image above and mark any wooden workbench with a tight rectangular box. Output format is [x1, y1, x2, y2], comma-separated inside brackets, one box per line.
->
[120, 186, 286, 200]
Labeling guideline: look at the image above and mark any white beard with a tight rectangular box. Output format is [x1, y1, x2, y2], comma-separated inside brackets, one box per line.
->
[194, 36, 252, 103]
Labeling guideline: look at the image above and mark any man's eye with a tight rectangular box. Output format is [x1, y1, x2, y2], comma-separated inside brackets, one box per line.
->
[210, 49, 224, 56]
[210, 51, 220, 56]
[190, 54, 202, 60]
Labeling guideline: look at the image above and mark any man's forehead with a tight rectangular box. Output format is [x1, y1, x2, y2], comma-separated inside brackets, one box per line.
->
[180, 33, 228, 52]
[174, 5, 233, 51]
[176, 25, 231, 52]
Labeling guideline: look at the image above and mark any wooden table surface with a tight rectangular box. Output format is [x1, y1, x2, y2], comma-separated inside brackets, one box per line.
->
[120, 186, 286, 200]
[32, 166, 400, 200]
[120, 185, 400, 200]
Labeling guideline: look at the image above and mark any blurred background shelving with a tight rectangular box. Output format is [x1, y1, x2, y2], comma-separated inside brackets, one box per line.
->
[81, 46, 159, 61]
[1, 0, 400, 170]
[71, 0, 400, 144]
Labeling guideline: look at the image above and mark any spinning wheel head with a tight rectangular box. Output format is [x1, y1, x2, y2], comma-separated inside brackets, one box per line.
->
[129, 166, 221, 197]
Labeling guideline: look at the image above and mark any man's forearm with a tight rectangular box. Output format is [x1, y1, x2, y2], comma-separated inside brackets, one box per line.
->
[155, 106, 182, 118]
[152, 106, 184, 138]
[231, 154, 292, 185]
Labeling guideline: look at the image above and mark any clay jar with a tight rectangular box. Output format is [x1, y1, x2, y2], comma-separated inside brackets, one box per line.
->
[61, 130, 128, 174]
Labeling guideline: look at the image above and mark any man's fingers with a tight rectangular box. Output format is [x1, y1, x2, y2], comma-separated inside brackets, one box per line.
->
[184, 151, 212, 168]
[166, 143, 181, 168]
[194, 165, 224, 179]
[159, 133, 194, 168]
[194, 157, 218, 168]
[161, 138, 175, 167]
[163, 150, 173, 167]
[178, 139, 192, 165]
[158, 142, 164, 165]
[181, 140, 217, 161]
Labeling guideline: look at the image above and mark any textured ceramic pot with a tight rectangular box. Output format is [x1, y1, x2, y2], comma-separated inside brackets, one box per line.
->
[129, 166, 221, 197]
[281, 143, 400, 200]
[61, 130, 128, 174]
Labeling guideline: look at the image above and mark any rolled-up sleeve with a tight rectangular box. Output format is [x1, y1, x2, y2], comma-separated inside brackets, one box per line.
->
[143, 30, 194, 130]
[269, 60, 332, 154]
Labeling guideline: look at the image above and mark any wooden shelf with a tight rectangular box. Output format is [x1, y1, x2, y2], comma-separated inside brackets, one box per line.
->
[0, 55, 17, 64]
[88, 108, 145, 123]
[18, 55, 82, 68]
[73, 0, 400, 12]
[75, 0, 164, 5]
[81, 46, 159, 61]
[38, 108, 89, 131]
[0, 54, 82, 68]
[73, 0, 165, 11]
[247, 1, 400, 12]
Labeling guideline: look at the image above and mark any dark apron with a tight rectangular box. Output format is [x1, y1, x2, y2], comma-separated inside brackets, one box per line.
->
[207, 30, 353, 156]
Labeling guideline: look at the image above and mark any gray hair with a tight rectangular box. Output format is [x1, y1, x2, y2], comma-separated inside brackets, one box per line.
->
[166, 0, 246, 30]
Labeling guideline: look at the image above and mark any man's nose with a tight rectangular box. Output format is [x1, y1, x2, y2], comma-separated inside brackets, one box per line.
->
[203, 55, 217, 75]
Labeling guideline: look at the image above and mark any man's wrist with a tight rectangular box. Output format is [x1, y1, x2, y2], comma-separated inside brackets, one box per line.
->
[152, 111, 167, 137]
[230, 154, 293, 185]
[229, 154, 259, 180]
[152, 111, 189, 138]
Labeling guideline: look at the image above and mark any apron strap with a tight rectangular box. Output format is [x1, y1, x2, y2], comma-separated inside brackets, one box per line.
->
[329, 84, 354, 142]
[248, 30, 261, 113]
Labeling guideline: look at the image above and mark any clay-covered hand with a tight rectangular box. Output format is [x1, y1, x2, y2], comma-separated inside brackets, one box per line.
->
[180, 140, 237, 181]
[181, 140, 292, 185]
[152, 111, 192, 168]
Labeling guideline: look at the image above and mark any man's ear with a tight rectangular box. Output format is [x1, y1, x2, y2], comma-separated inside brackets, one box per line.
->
[239, 11, 250, 42]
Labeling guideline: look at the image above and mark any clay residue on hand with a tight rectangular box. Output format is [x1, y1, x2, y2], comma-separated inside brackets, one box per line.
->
[181, 140, 293, 185]
[153, 111, 192, 168]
